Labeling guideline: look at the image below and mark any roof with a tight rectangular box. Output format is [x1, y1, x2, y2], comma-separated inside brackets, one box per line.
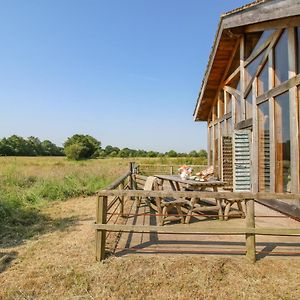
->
[194, 0, 300, 121]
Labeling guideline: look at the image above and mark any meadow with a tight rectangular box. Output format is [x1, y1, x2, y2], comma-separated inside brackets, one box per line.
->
[0, 156, 206, 245]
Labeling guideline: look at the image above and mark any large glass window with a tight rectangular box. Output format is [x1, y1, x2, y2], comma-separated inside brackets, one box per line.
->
[245, 89, 253, 119]
[274, 29, 288, 86]
[245, 50, 266, 88]
[251, 30, 275, 55]
[275, 92, 291, 193]
[258, 101, 270, 192]
[257, 61, 269, 96]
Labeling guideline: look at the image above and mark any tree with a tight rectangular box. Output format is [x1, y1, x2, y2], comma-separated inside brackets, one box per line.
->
[166, 150, 178, 157]
[189, 150, 199, 157]
[64, 134, 101, 160]
[41, 140, 64, 156]
[64, 143, 89, 160]
[27, 136, 43, 156]
[198, 149, 208, 158]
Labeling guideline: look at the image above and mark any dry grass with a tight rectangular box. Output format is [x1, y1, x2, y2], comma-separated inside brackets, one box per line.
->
[1, 195, 300, 300]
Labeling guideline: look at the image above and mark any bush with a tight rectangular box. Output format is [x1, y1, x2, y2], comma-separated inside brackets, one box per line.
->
[64, 143, 89, 160]
[64, 134, 101, 160]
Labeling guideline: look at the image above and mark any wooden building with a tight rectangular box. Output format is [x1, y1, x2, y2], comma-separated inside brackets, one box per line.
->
[194, 0, 300, 206]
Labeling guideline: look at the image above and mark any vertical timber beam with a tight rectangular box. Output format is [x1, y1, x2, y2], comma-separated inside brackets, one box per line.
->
[224, 90, 228, 134]
[212, 106, 216, 171]
[96, 195, 107, 261]
[240, 35, 246, 121]
[246, 198, 256, 263]
[251, 79, 259, 193]
[119, 181, 124, 217]
[208, 125, 211, 165]
[269, 48, 276, 192]
[288, 27, 300, 194]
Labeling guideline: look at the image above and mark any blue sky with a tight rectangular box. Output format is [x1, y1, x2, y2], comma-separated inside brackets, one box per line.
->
[0, 0, 250, 152]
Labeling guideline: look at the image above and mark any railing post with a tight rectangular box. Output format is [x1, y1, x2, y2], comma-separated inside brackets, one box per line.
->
[129, 162, 134, 190]
[170, 166, 174, 175]
[245, 198, 256, 263]
[96, 195, 107, 261]
[119, 181, 124, 217]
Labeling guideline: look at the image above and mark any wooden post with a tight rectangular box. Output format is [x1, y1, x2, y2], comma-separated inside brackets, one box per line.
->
[119, 181, 124, 217]
[96, 195, 107, 261]
[129, 162, 134, 190]
[288, 27, 300, 195]
[170, 166, 174, 175]
[245, 199, 256, 263]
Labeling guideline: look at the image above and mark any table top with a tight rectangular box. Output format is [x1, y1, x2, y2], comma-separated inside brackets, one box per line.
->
[154, 174, 225, 187]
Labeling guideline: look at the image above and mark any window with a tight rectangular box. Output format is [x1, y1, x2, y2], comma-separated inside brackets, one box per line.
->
[226, 93, 232, 113]
[257, 61, 269, 96]
[245, 89, 253, 119]
[235, 96, 243, 124]
[227, 117, 233, 136]
[252, 30, 275, 55]
[275, 92, 291, 193]
[245, 50, 266, 88]
[274, 30, 288, 86]
[258, 101, 270, 192]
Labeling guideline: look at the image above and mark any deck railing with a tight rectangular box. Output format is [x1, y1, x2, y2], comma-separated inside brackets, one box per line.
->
[136, 164, 206, 176]
[95, 163, 300, 263]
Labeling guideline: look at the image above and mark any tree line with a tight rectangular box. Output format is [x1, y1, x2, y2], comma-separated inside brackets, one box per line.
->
[0, 134, 207, 160]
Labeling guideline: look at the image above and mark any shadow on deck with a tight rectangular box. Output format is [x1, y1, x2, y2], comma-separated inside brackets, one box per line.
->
[108, 199, 300, 260]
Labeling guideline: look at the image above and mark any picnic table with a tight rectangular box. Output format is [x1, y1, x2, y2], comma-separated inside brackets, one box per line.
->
[154, 174, 225, 192]
[154, 175, 226, 222]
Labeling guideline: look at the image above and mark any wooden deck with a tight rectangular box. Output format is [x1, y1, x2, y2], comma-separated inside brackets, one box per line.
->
[110, 199, 300, 259]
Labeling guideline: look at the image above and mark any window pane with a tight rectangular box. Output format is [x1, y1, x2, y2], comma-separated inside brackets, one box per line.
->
[252, 30, 275, 55]
[258, 101, 270, 192]
[275, 92, 291, 192]
[245, 50, 266, 88]
[226, 117, 233, 136]
[245, 89, 253, 119]
[226, 93, 232, 113]
[257, 61, 269, 96]
[274, 30, 288, 86]
[235, 96, 243, 124]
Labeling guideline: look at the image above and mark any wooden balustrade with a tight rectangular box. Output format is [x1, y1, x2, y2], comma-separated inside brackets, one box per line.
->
[95, 163, 300, 263]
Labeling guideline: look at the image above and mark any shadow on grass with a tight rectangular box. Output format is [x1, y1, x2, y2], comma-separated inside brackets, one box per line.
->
[0, 206, 79, 249]
[0, 251, 18, 273]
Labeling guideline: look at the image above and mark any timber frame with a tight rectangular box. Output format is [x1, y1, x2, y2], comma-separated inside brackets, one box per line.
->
[194, 0, 300, 204]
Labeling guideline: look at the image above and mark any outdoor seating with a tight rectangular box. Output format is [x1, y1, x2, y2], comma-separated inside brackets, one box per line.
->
[137, 176, 188, 226]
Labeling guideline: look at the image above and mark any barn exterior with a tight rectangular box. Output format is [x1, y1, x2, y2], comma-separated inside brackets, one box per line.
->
[194, 0, 300, 208]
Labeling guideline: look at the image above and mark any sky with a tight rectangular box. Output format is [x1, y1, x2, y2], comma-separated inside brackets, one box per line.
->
[0, 0, 250, 153]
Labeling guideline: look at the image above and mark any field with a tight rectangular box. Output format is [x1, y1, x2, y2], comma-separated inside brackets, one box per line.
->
[1, 156, 300, 299]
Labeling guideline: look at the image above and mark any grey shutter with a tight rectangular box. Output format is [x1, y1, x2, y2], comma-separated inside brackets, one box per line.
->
[233, 130, 251, 192]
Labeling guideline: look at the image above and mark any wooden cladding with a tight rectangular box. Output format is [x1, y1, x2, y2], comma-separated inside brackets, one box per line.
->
[222, 136, 233, 188]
